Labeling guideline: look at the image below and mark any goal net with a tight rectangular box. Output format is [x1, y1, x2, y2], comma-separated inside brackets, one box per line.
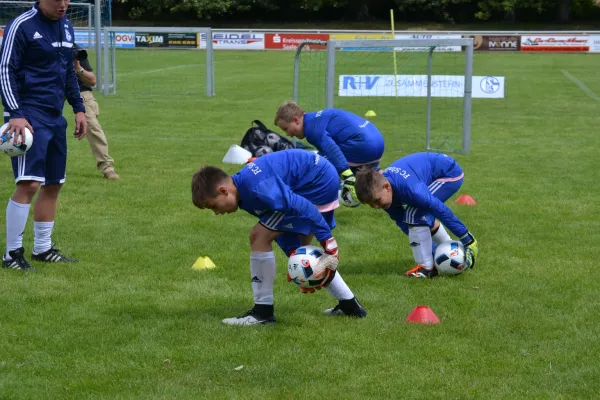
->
[102, 27, 215, 98]
[293, 38, 474, 154]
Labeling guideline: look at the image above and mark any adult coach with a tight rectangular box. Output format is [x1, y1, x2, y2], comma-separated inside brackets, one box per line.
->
[73, 43, 119, 180]
[1, 0, 87, 270]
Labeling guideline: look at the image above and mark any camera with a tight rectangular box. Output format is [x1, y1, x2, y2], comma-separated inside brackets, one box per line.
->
[73, 48, 88, 62]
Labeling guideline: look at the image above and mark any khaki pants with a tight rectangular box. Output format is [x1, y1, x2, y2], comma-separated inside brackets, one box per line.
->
[82, 90, 115, 174]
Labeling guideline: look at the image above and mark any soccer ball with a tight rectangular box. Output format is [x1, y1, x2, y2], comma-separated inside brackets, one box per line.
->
[287, 245, 327, 289]
[0, 123, 33, 157]
[434, 241, 466, 275]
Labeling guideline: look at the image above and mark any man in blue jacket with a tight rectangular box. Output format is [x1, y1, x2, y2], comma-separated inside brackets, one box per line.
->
[355, 152, 479, 278]
[274, 101, 385, 207]
[192, 150, 367, 326]
[1, 1, 87, 271]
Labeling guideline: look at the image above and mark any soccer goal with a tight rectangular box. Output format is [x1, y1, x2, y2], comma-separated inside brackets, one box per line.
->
[293, 38, 474, 154]
[102, 27, 215, 98]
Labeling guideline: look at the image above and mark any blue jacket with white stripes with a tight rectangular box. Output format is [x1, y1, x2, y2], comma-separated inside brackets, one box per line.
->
[303, 108, 385, 174]
[0, 2, 84, 122]
[383, 152, 467, 237]
[231, 150, 337, 242]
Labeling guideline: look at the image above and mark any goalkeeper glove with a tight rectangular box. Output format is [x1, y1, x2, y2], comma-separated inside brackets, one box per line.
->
[297, 269, 337, 294]
[459, 232, 479, 269]
[340, 169, 359, 208]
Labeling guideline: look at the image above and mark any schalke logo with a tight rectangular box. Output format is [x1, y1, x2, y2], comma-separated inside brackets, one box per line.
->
[64, 28, 72, 42]
[480, 76, 500, 94]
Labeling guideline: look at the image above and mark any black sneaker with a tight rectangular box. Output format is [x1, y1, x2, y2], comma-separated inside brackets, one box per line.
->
[222, 305, 276, 326]
[405, 265, 439, 278]
[323, 297, 367, 318]
[2, 247, 37, 271]
[31, 244, 78, 263]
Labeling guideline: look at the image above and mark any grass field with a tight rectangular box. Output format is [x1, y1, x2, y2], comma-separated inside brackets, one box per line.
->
[1, 48, 599, 399]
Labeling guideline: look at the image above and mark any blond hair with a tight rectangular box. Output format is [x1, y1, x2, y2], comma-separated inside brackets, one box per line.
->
[274, 100, 305, 125]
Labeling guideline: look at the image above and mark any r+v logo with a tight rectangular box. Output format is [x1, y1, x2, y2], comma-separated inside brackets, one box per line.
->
[342, 76, 380, 90]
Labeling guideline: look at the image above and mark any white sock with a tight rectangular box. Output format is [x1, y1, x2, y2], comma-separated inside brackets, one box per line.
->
[5, 199, 31, 259]
[33, 221, 54, 254]
[432, 223, 452, 245]
[250, 251, 276, 305]
[409, 225, 434, 269]
[326, 272, 354, 301]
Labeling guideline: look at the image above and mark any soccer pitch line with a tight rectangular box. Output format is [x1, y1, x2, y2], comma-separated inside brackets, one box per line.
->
[561, 70, 600, 102]
[119, 64, 204, 77]
[116, 134, 234, 142]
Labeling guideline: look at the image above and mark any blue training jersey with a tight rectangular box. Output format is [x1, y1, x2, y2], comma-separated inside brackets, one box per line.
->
[383, 152, 467, 237]
[303, 108, 384, 173]
[231, 150, 337, 241]
[0, 3, 84, 122]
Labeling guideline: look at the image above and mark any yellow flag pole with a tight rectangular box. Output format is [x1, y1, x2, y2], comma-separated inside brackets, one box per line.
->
[390, 9, 399, 97]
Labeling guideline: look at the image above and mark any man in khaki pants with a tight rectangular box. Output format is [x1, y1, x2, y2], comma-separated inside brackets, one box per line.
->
[73, 45, 119, 180]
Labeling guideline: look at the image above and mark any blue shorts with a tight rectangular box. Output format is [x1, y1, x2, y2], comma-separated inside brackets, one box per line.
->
[6, 115, 68, 185]
[401, 176, 464, 229]
[270, 211, 336, 255]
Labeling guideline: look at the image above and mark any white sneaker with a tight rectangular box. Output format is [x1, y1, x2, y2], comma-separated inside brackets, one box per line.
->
[222, 309, 276, 326]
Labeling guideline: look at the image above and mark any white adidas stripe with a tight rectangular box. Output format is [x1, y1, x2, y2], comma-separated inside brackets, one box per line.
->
[264, 211, 285, 229]
[1, 8, 37, 110]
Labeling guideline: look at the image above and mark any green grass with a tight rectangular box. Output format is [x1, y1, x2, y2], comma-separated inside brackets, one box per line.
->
[1, 49, 600, 399]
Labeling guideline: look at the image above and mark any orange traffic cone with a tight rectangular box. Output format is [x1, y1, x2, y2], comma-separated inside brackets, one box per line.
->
[455, 194, 476, 205]
[405, 305, 440, 324]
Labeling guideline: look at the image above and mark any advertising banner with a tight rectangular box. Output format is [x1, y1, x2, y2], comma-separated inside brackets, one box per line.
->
[114, 32, 135, 48]
[199, 32, 265, 50]
[521, 35, 590, 52]
[74, 29, 102, 47]
[166, 32, 197, 48]
[331, 33, 394, 51]
[330, 33, 394, 40]
[338, 75, 505, 99]
[135, 32, 168, 48]
[588, 35, 600, 52]
[394, 34, 462, 52]
[265, 33, 328, 50]
[74, 30, 134, 48]
[463, 35, 520, 51]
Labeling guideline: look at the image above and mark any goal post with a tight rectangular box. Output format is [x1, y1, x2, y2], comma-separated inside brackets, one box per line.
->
[294, 37, 474, 154]
[102, 26, 215, 97]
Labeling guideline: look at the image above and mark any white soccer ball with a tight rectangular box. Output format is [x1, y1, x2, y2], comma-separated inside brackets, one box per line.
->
[434, 240, 466, 275]
[287, 245, 327, 289]
[0, 123, 33, 157]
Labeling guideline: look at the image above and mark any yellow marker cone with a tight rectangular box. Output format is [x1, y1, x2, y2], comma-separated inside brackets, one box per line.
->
[365, 110, 377, 117]
[192, 256, 216, 270]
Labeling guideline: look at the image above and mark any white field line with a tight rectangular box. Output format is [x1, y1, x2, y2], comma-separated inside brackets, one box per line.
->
[120, 64, 204, 77]
[561, 70, 600, 102]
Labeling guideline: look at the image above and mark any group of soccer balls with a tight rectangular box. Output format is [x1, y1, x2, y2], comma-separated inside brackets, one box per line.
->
[288, 241, 466, 289]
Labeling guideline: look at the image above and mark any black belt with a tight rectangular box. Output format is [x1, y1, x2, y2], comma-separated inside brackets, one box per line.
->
[80, 88, 92, 92]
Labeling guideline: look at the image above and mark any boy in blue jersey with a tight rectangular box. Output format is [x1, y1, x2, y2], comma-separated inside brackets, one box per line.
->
[274, 101, 384, 207]
[355, 152, 479, 278]
[1, 0, 87, 271]
[192, 150, 367, 326]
